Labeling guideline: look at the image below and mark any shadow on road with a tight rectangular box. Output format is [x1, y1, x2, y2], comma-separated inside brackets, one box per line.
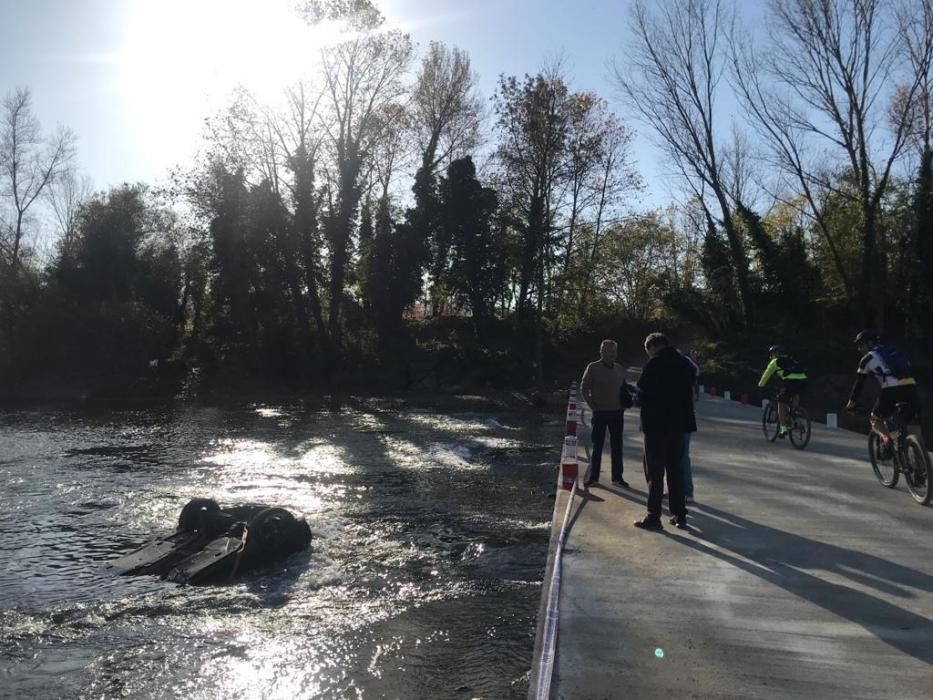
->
[677, 502, 933, 666]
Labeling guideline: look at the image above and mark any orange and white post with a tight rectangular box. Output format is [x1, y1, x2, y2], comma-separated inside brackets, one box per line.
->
[566, 382, 578, 436]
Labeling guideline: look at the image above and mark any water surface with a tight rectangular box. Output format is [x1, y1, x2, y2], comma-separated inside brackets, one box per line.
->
[0, 396, 558, 699]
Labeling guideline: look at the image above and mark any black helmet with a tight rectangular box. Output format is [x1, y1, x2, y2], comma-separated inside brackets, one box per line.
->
[768, 345, 783, 355]
[853, 329, 879, 346]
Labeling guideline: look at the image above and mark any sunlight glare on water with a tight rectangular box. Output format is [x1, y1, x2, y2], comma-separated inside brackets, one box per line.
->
[0, 397, 557, 699]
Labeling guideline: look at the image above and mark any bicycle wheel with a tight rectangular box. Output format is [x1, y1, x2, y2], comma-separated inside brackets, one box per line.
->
[868, 432, 899, 488]
[902, 436, 932, 505]
[788, 407, 811, 449]
[762, 403, 779, 442]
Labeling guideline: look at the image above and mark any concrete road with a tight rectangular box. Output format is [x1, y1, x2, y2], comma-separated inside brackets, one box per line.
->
[544, 396, 933, 699]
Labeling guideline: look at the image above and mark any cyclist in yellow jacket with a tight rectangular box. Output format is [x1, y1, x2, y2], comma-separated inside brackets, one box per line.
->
[758, 345, 808, 438]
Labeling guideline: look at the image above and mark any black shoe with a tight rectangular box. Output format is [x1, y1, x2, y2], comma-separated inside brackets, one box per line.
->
[634, 517, 664, 531]
[611, 479, 630, 488]
[584, 478, 598, 487]
[669, 516, 688, 529]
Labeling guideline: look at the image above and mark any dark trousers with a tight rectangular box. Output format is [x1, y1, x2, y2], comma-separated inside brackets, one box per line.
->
[589, 410, 624, 481]
[643, 432, 687, 520]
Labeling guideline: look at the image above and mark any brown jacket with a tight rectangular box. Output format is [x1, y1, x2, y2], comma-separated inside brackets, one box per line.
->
[581, 361, 627, 411]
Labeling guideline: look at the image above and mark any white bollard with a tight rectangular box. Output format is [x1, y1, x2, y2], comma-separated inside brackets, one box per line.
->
[724, 390, 731, 401]
[561, 436, 579, 490]
[826, 413, 838, 429]
[563, 435, 578, 459]
[762, 399, 770, 409]
[698, 384, 705, 394]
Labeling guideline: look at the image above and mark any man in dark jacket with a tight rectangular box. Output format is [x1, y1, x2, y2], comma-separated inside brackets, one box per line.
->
[634, 332, 698, 530]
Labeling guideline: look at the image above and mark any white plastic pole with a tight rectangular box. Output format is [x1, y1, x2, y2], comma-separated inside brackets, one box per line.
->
[563, 435, 578, 460]
[826, 413, 838, 429]
[723, 390, 731, 401]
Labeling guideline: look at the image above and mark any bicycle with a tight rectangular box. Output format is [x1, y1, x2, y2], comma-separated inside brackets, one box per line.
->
[761, 393, 811, 449]
[865, 403, 932, 505]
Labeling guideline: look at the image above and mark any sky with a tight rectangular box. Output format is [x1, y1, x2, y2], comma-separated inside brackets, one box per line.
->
[0, 0, 767, 211]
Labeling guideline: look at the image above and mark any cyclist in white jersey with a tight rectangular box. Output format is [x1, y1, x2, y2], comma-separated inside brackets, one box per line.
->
[845, 330, 921, 443]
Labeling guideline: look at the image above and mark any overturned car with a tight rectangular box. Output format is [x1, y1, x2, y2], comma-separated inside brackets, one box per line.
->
[107, 498, 312, 584]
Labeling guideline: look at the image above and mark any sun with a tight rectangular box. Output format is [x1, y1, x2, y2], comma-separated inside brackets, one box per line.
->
[124, 0, 331, 94]
[115, 0, 337, 174]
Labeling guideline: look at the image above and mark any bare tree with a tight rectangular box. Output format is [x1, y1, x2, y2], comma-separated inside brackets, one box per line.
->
[552, 96, 642, 309]
[270, 81, 329, 342]
[493, 63, 576, 386]
[585, 114, 639, 274]
[0, 87, 75, 276]
[731, 36, 856, 304]
[299, 0, 383, 30]
[317, 25, 413, 343]
[409, 43, 483, 316]
[893, 0, 933, 155]
[720, 128, 765, 213]
[366, 102, 413, 201]
[46, 171, 93, 257]
[411, 42, 483, 174]
[613, 0, 751, 324]
[494, 66, 571, 321]
[732, 0, 933, 325]
[561, 92, 607, 277]
[196, 87, 286, 201]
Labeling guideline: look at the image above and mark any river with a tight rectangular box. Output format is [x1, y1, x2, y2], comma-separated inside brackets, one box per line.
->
[0, 395, 558, 699]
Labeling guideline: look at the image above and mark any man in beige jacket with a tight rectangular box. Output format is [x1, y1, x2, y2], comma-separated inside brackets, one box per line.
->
[580, 339, 630, 487]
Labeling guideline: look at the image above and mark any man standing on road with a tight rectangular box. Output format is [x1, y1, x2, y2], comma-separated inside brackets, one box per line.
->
[635, 332, 697, 530]
[580, 339, 630, 488]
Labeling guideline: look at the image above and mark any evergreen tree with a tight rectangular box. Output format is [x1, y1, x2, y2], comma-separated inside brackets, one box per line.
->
[355, 199, 375, 306]
[366, 198, 424, 330]
[701, 225, 741, 329]
[439, 157, 503, 320]
[40, 185, 181, 376]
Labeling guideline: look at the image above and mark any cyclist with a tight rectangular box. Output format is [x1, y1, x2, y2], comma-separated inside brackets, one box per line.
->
[757, 345, 808, 438]
[845, 330, 922, 450]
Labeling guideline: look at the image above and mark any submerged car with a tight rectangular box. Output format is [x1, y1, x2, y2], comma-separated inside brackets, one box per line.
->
[107, 498, 312, 584]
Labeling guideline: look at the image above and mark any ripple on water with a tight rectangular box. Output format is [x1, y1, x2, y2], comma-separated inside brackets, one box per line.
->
[0, 400, 555, 699]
